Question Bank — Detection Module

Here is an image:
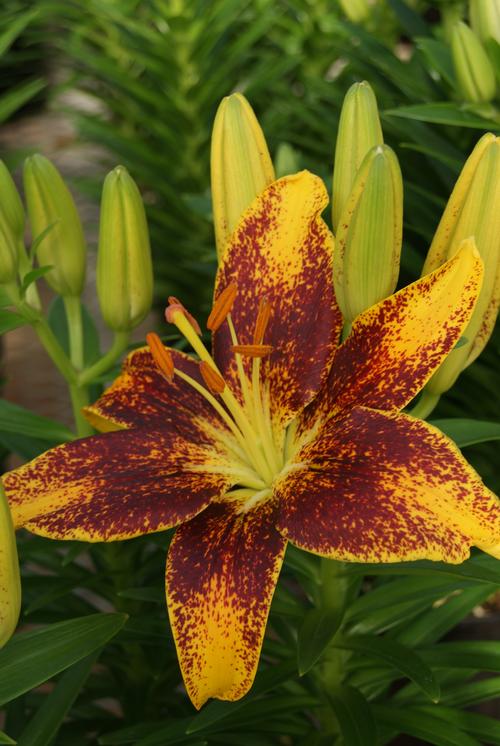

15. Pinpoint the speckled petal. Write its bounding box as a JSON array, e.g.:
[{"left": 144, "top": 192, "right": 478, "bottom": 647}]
[
  {"left": 166, "top": 498, "right": 286, "bottom": 709},
  {"left": 84, "top": 347, "right": 226, "bottom": 439},
  {"left": 276, "top": 407, "right": 500, "bottom": 563},
  {"left": 4, "top": 427, "right": 232, "bottom": 541},
  {"left": 213, "top": 171, "right": 341, "bottom": 427},
  {"left": 303, "top": 240, "right": 483, "bottom": 425}
]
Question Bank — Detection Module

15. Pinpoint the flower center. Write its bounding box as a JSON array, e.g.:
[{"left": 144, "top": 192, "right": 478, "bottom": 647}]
[{"left": 147, "top": 285, "right": 287, "bottom": 501}]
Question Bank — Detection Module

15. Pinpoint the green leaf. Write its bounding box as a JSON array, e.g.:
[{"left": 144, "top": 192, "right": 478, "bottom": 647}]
[
  {"left": 395, "top": 586, "right": 493, "bottom": 647},
  {"left": 387, "top": 0, "right": 429, "bottom": 36},
  {"left": 0, "top": 309, "right": 28, "bottom": 335},
  {"left": 0, "top": 613, "right": 127, "bottom": 706},
  {"left": 0, "top": 9, "right": 39, "bottom": 56},
  {"left": 416, "top": 38, "right": 455, "bottom": 86},
  {"left": 0, "top": 732, "right": 15, "bottom": 745},
  {"left": 373, "top": 704, "right": 480, "bottom": 746},
  {"left": 441, "top": 675, "right": 500, "bottom": 707},
  {"left": 384, "top": 102, "right": 498, "bottom": 130},
  {"left": 297, "top": 605, "right": 344, "bottom": 675},
  {"left": 340, "top": 556, "right": 500, "bottom": 585},
  {"left": 21, "top": 266, "right": 53, "bottom": 295},
  {"left": 334, "top": 635, "right": 440, "bottom": 701},
  {"left": 415, "top": 705, "right": 500, "bottom": 744},
  {"left": 0, "top": 79, "right": 45, "bottom": 125},
  {"left": 0, "top": 399, "right": 74, "bottom": 443},
  {"left": 421, "top": 641, "right": 500, "bottom": 672},
  {"left": 327, "top": 685, "right": 376, "bottom": 746},
  {"left": 17, "top": 653, "right": 96, "bottom": 746},
  {"left": 28, "top": 222, "right": 59, "bottom": 261},
  {"left": 430, "top": 419, "right": 500, "bottom": 447},
  {"left": 186, "top": 660, "right": 296, "bottom": 733}
]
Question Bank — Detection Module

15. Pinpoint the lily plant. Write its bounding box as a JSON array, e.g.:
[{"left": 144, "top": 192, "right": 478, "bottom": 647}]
[{"left": 4, "top": 171, "right": 500, "bottom": 709}]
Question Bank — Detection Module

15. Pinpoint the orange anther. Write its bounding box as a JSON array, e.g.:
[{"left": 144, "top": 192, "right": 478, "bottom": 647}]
[
  {"left": 207, "top": 283, "right": 238, "bottom": 332},
  {"left": 165, "top": 298, "right": 201, "bottom": 335},
  {"left": 146, "top": 332, "right": 175, "bottom": 382},
  {"left": 199, "top": 361, "right": 226, "bottom": 394},
  {"left": 232, "top": 344, "right": 273, "bottom": 358},
  {"left": 253, "top": 298, "right": 271, "bottom": 344}
]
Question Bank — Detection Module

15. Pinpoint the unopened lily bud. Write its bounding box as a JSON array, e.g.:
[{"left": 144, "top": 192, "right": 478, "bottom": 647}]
[
  {"left": 338, "top": 0, "right": 370, "bottom": 23},
  {"left": 333, "top": 144, "right": 403, "bottom": 325},
  {"left": 332, "top": 81, "right": 383, "bottom": 232},
  {"left": 0, "top": 483, "right": 21, "bottom": 648},
  {"left": 423, "top": 134, "right": 500, "bottom": 395},
  {"left": 451, "top": 22, "right": 497, "bottom": 103},
  {"left": 211, "top": 93, "right": 275, "bottom": 261},
  {"left": 470, "top": 0, "right": 500, "bottom": 44},
  {"left": 23, "top": 155, "right": 86, "bottom": 297},
  {"left": 274, "top": 143, "right": 300, "bottom": 178},
  {"left": 97, "top": 166, "right": 153, "bottom": 331},
  {"left": 0, "top": 161, "right": 24, "bottom": 284}
]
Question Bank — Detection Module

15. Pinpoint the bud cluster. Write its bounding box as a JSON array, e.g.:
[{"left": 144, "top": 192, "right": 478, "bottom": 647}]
[
  {"left": 0, "top": 156, "right": 153, "bottom": 334},
  {"left": 450, "top": 1, "right": 500, "bottom": 104}
]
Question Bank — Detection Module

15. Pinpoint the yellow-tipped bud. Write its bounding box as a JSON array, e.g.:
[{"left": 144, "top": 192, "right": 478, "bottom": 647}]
[
  {"left": 332, "top": 81, "right": 383, "bottom": 232},
  {"left": 211, "top": 93, "right": 275, "bottom": 261},
  {"left": 470, "top": 0, "right": 500, "bottom": 44},
  {"left": 338, "top": 0, "right": 370, "bottom": 23},
  {"left": 0, "top": 161, "right": 25, "bottom": 284},
  {"left": 23, "top": 155, "right": 86, "bottom": 297},
  {"left": 0, "top": 483, "right": 21, "bottom": 648},
  {"left": 97, "top": 166, "right": 153, "bottom": 332},
  {"left": 423, "top": 134, "right": 500, "bottom": 395},
  {"left": 333, "top": 144, "right": 403, "bottom": 325},
  {"left": 451, "top": 21, "right": 497, "bottom": 103}
]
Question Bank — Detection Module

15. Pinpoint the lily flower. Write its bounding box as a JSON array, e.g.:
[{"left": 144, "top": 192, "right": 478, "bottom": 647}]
[{"left": 3, "top": 171, "right": 500, "bottom": 709}]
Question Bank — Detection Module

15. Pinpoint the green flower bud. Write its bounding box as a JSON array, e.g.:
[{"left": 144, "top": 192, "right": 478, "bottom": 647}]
[
  {"left": 23, "top": 155, "right": 86, "bottom": 297},
  {"left": 97, "top": 166, "right": 153, "bottom": 332},
  {"left": 470, "top": 0, "right": 500, "bottom": 44},
  {"left": 274, "top": 142, "right": 300, "bottom": 178},
  {"left": 338, "top": 0, "right": 370, "bottom": 23},
  {"left": 0, "top": 483, "right": 21, "bottom": 648},
  {"left": 332, "top": 81, "right": 383, "bottom": 232},
  {"left": 333, "top": 144, "right": 403, "bottom": 325},
  {"left": 424, "top": 133, "right": 500, "bottom": 396},
  {"left": 211, "top": 93, "right": 275, "bottom": 261},
  {"left": 0, "top": 161, "right": 25, "bottom": 284},
  {"left": 451, "top": 21, "right": 497, "bottom": 102}
]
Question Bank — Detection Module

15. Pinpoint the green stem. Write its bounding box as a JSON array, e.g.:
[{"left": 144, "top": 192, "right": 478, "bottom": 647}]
[
  {"left": 409, "top": 389, "right": 440, "bottom": 420},
  {"left": 79, "top": 331, "right": 130, "bottom": 385},
  {"left": 317, "top": 558, "right": 353, "bottom": 734},
  {"left": 69, "top": 384, "right": 93, "bottom": 437},
  {"left": 32, "top": 317, "right": 77, "bottom": 384},
  {"left": 64, "top": 296, "right": 85, "bottom": 371}
]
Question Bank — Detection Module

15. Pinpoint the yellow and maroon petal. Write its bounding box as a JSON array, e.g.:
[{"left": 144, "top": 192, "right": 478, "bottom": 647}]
[
  {"left": 213, "top": 171, "right": 342, "bottom": 427},
  {"left": 84, "top": 347, "right": 227, "bottom": 438},
  {"left": 3, "top": 428, "right": 231, "bottom": 541},
  {"left": 166, "top": 498, "right": 286, "bottom": 709},
  {"left": 304, "top": 240, "right": 483, "bottom": 424},
  {"left": 276, "top": 407, "right": 500, "bottom": 563}
]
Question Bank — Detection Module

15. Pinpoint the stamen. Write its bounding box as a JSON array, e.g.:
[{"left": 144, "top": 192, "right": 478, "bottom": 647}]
[
  {"left": 165, "top": 297, "right": 201, "bottom": 335},
  {"left": 207, "top": 283, "right": 238, "bottom": 331},
  {"left": 232, "top": 344, "right": 273, "bottom": 358},
  {"left": 199, "top": 361, "right": 226, "bottom": 394},
  {"left": 253, "top": 298, "right": 271, "bottom": 344},
  {"left": 146, "top": 332, "right": 174, "bottom": 382}
]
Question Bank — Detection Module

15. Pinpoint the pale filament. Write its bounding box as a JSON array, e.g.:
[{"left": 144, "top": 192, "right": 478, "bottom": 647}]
[{"left": 155, "top": 293, "right": 291, "bottom": 493}]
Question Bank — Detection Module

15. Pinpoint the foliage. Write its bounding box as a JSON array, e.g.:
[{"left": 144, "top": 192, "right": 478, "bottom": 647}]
[{"left": 0, "top": 1, "right": 500, "bottom": 744}]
